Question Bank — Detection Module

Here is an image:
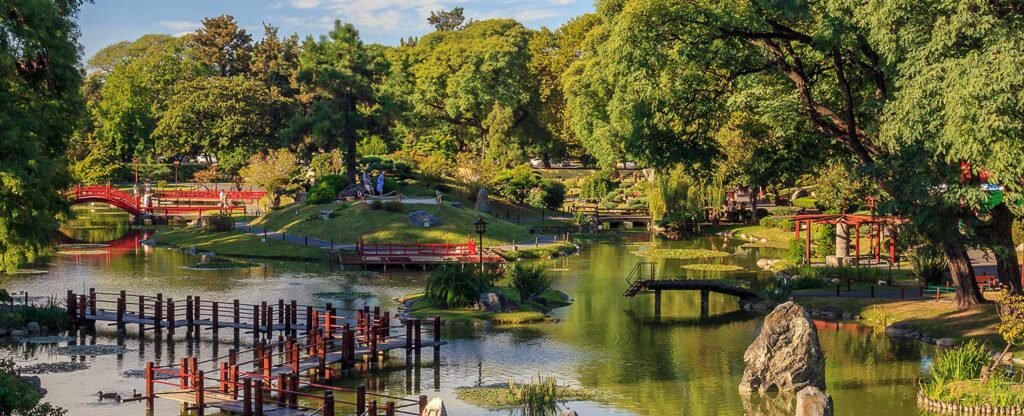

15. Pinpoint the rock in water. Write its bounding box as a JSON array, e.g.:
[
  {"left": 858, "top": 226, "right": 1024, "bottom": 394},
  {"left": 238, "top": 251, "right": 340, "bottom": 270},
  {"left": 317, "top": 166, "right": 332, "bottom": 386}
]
[
  {"left": 795, "top": 387, "right": 834, "bottom": 416},
  {"left": 421, "top": 398, "right": 447, "bottom": 416},
  {"left": 738, "top": 301, "right": 825, "bottom": 393},
  {"left": 474, "top": 188, "right": 491, "bottom": 214}
]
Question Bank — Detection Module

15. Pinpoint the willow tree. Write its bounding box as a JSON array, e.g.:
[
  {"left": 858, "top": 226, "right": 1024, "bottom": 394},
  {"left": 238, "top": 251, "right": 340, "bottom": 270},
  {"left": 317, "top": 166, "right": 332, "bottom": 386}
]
[
  {"left": 0, "top": 0, "right": 85, "bottom": 272},
  {"left": 572, "top": 0, "right": 1024, "bottom": 308}
]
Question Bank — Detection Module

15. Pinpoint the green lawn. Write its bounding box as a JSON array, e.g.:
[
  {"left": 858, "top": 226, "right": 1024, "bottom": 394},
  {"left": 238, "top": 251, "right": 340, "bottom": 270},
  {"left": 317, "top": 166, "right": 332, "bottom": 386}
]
[
  {"left": 251, "top": 201, "right": 533, "bottom": 245},
  {"left": 153, "top": 228, "right": 328, "bottom": 261}
]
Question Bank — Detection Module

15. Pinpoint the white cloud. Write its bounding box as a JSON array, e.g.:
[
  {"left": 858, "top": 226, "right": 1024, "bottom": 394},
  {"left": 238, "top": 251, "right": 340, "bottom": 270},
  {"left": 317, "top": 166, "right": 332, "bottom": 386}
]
[
  {"left": 291, "top": 0, "right": 322, "bottom": 9},
  {"left": 551, "top": 0, "right": 575, "bottom": 5},
  {"left": 159, "top": 20, "right": 200, "bottom": 32}
]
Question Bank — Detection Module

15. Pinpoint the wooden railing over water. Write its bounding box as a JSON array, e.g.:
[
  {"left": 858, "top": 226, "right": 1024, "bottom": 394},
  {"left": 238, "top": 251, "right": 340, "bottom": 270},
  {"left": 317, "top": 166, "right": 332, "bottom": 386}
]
[{"left": 64, "top": 288, "right": 442, "bottom": 415}]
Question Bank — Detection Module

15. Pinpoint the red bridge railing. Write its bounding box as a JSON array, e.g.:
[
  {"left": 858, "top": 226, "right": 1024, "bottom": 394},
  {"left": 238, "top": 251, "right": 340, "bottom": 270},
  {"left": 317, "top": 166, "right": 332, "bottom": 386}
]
[{"left": 357, "top": 237, "right": 478, "bottom": 256}]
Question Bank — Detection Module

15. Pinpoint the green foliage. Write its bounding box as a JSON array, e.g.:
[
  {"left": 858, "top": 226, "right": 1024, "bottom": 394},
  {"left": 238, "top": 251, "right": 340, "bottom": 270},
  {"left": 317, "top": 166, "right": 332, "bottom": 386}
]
[
  {"left": 425, "top": 267, "right": 486, "bottom": 308},
  {"left": 0, "top": 0, "right": 84, "bottom": 272},
  {"left": 0, "top": 358, "right": 66, "bottom": 416},
  {"left": 910, "top": 246, "right": 948, "bottom": 285},
  {"left": 204, "top": 213, "right": 234, "bottom": 232},
  {"left": 152, "top": 76, "right": 289, "bottom": 171},
  {"left": 997, "top": 291, "right": 1024, "bottom": 348},
  {"left": 786, "top": 239, "right": 806, "bottom": 264},
  {"left": 307, "top": 175, "right": 349, "bottom": 204},
  {"left": 526, "top": 180, "right": 566, "bottom": 210},
  {"left": 239, "top": 149, "right": 300, "bottom": 204},
  {"left": 813, "top": 225, "right": 836, "bottom": 259},
  {"left": 814, "top": 160, "right": 875, "bottom": 214},
  {"left": 287, "top": 21, "right": 386, "bottom": 181},
  {"left": 493, "top": 165, "right": 542, "bottom": 203},
  {"left": 508, "top": 264, "right": 552, "bottom": 304},
  {"left": 759, "top": 216, "right": 794, "bottom": 232},
  {"left": 310, "top": 150, "right": 345, "bottom": 177},
  {"left": 190, "top": 15, "right": 253, "bottom": 76},
  {"left": 357, "top": 136, "right": 389, "bottom": 156},
  {"left": 577, "top": 171, "right": 614, "bottom": 202},
  {"left": 427, "top": 7, "right": 466, "bottom": 32},
  {"left": 930, "top": 340, "right": 990, "bottom": 385},
  {"left": 508, "top": 376, "right": 565, "bottom": 415}
]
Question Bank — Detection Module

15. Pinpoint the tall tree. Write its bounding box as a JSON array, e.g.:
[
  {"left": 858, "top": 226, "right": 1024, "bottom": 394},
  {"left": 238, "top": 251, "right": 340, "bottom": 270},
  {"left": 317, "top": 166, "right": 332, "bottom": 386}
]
[
  {"left": 528, "top": 14, "right": 603, "bottom": 165},
  {"left": 0, "top": 0, "right": 85, "bottom": 272},
  {"left": 427, "top": 7, "right": 466, "bottom": 31},
  {"left": 572, "top": 0, "right": 1024, "bottom": 308},
  {"left": 287, "top": 21, "right": 386, "bottom": 182},
  {"left": 191, "top": 15, "right": 253, "bottom": 77},
  {"left": 405, "top": 19, "right": 541, "bottom": 167},
  {"left": 90, "top": 35, "right": 205, "bottom": 163},
  {"left": 251, "top": 24, "right": 300, "bottom": 95},
  {"left": 152, "top": 76, "right": 292, "bottom": 174}
]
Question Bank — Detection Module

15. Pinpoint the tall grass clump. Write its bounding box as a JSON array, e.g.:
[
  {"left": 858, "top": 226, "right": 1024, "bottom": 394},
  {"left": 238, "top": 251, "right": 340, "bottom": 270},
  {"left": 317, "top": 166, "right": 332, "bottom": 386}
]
[
  {"left": 424, "top": 267, "right": 486, "bottom": 308},
  {"left": 930, "top": 340, "right": 989, "bottom": 383},
  {"left": 509, "top": 376, "right": 564, "bottom": 416},
  {"left": 910, "top": 245, "right": 948, "bottom": 285}
]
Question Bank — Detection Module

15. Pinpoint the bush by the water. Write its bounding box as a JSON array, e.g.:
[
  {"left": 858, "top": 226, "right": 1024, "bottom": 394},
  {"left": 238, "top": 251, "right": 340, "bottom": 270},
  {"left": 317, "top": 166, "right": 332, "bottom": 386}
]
[
  {"left": 306, "top": 174, "right": 349, "bottom": 204},
  {"left": 922, "top": 340, "right": 993, "bottom": 401},
  {"left": 508, "top": 264, "right": 551, "bottom": 303},
  {"left": 492, "top": 165, "right": 566, "bottom": 209},
  {"left": 204, "top": 213, "right": 234, "bottom": 232},
  {"left": 577, "top": 170, "right": 615, "bottom": 202},
  {"left": 425, "top": 267, "right": 487, "bottom": 308},
  {"left": 0, "top": 358, "right": 65, "bottom": 416}
]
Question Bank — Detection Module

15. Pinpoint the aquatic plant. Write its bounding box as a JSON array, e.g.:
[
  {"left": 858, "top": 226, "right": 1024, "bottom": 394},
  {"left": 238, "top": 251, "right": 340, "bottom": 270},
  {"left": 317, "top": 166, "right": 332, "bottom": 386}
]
[
  {"left": 862, "top": 305, "right": 895, "bottom": 332},
  {"left": 909, "top": 245, "right": 947, "bottom": 285},
  {"left": 631, "top": 248, "right": 729, "bottom": 259},
  {"left": 930, "top": 340, "right": 989, "bottom": 384},
  {"left": 680, "top": 263, "right": 744, "bottom": 272},
  {"left": 508, "top": 264, "right": 551, "bottom": 303},
  {"left": 456, "top": 376, "right": 599, "bottom": 413},
  {"left": 492, "top": 312, "right": 546, "bottom": 325}
]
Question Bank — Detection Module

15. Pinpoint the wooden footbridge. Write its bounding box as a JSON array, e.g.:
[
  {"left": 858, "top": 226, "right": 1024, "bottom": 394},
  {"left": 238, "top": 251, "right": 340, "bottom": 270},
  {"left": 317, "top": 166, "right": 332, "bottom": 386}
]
[
  {"left": 65, "top": 288, "right": 442, "bottom": 415},
  {"left": 623, "top": 263, "right": 761, "bottom": 316},
  {"left": 569, "top": 206, "right": 651, "bottom": 228}
]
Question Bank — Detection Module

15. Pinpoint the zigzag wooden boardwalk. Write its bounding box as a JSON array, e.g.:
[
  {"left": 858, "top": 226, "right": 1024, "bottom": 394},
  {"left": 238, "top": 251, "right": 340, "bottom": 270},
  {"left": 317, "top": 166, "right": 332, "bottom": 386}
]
[{"left": 66, "top": 288, "right": 441, "bottom": 415}]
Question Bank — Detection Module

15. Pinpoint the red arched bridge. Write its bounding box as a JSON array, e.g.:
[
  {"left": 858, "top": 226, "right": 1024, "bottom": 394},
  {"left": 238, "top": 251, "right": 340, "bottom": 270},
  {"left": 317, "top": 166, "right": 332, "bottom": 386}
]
[{"left": 68, "top": 185, "right": 265, "bottom": 217}]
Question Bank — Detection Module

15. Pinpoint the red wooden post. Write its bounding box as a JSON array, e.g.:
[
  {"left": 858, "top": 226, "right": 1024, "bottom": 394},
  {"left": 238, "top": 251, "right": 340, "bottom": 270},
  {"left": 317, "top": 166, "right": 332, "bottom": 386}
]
[
  {"left": 66, "top": 290, "right": 76, "bottom": 321},
  {"left": 254, "top": 379, "right": 264, "bottom": 416},
  {"left": 386, "top": 401, "right": 396, "bottom": 416},
  {"left": 368, "top": 400, "right": 377, "bottom": 416},
  {"left": 419, "top": 395, "right": 428, "bottom": 414},
  {"left": 325, "top": 308, "right": 334, "bottom": 338},
  {"left": 805, "top": 221, "right": 812, "bottom": 264},
  {"left": 180, "top": 357, "right": 189, "bottom": 388},
  {"left": 212, "top": 301, "right": 219, "bottom": 331},
  {"left": 275, "top": 374, "right": 286, "bottom": 407},
  {"left": 414, "top": 319, "right": 422, "bottom": 352},
  {"left": 89, "top": 288, "right": 96, "bottom": 315},
  {"left": 230, "top": 365, "right": 239, "bottom": 399},
  {"left": 186, "top": 296, "right": 194, "bottom": 328},
  {"left": 195, "top": 370, "right": 205, "bottom": 416},
  {"left": 220, "top": 362, "right": 229, "bottom": 393}
]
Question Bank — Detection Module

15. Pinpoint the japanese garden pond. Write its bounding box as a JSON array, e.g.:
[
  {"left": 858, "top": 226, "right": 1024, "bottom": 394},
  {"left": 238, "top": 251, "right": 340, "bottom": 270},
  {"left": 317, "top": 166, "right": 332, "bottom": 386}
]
[{"left": 0, "top": 207, "right": 935, "bottom": 415}]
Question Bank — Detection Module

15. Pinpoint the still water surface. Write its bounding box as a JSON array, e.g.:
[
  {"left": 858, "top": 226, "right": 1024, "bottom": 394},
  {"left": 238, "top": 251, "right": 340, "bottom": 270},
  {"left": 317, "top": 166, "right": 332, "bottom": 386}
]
[{"left": 0, "top": 207, "right": 932, "bottom": 415}]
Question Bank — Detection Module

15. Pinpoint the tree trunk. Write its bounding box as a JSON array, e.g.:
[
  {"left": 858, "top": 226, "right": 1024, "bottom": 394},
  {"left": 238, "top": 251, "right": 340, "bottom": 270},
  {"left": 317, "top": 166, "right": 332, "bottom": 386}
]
[
  {"left": 343, "top": 131, "right": 358, "bottom": 184},
  {"left": 749, "top": 184, "right": 758, "bottom": 223},
  {"left": 986, "top": 203, "right": 1023, "bottom": 294},
  {"left": 940, "top": 238, "right": 986, "bottom": 309}
]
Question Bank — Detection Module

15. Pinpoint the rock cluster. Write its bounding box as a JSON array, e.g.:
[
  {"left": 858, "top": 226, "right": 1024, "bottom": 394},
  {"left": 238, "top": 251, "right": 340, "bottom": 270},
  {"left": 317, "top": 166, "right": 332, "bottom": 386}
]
[{"left": 408, "top": 210, "right": 441, "bottom": 227}]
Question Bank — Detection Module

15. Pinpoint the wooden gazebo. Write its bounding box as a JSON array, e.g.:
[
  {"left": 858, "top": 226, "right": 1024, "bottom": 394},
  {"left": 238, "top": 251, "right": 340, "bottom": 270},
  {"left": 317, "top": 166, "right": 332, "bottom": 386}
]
[{"left": 791, "top": 213, "right": 907, "bottom": 265}]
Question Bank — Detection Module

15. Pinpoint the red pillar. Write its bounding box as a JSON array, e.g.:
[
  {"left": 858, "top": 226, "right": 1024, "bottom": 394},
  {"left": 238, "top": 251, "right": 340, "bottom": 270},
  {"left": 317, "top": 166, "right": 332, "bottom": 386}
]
[
  {"left": 805, "top": 221, "right": 812, "bottom": 264},
  {"left": 854, "top": 221, "right": 860, "bottom": 266}
]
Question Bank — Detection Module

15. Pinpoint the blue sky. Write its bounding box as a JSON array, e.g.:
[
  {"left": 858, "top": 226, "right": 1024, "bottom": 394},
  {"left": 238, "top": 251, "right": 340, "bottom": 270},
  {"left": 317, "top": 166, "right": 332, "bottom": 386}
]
[{"left": 78, "top": 0, "right": 594, "bottom": 61}]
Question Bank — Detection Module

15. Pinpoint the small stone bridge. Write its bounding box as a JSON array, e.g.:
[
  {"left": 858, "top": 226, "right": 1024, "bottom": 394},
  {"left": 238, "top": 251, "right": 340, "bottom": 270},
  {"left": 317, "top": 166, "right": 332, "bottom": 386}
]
[{"left": 623, "top": 262, "right": 761, "bottom": 316}]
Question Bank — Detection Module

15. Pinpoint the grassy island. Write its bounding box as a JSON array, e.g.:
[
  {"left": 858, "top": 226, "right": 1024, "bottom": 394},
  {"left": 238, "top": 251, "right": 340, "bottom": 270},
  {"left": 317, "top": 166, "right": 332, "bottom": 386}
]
[
  {"left": 251, "top": 201, "right": 533, "bottom": 246},
  {"left": 152, "top": 228, "right": 327, "bottom": 261}
]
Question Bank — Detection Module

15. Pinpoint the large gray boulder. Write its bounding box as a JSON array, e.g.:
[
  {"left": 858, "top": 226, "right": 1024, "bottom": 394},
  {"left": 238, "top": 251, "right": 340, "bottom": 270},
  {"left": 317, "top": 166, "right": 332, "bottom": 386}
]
[
  {"left": 795, "top": 387, "right": 834, "bottom": 416},
  {"left": 25, "top": 321, "right": 40, "bottom": 333},
  {"left": 739, "top": 301, "right": 826, "bottom": 394},
  {"left": 408, "top": 210, "right": 441, "bottom": 227},
  {"left": 474, "top": 188, "right": 492, "bottom": 213}
]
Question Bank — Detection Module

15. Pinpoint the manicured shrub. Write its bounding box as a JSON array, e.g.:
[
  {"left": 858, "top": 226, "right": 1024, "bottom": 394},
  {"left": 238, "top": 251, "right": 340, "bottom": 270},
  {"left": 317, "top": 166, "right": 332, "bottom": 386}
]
[
  {"left": 508, "top": 263, "right": 551, "bottom": 303},
  {"left": 759, "top": 216, "right": 795, "bottom": 231},
  {"left": 493, "top": 164, "right": 542, "bottom": 203},
  {"left": 425, "top": 267, "right": 486, "bottom": 308},
  {"left": 306, "top": 182, "right": 338, "bottom": 204}
]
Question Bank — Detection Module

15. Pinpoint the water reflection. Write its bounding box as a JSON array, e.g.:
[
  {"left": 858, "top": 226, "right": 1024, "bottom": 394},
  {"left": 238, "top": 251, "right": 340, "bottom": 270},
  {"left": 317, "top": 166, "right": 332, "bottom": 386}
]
[{"left": 0, "top": 212, "right": 934, "bottom": 415}]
